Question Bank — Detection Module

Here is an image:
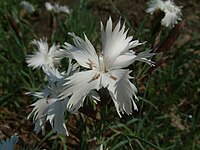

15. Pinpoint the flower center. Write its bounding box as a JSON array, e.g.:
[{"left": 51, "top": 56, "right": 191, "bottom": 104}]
[
  {"left": 86, "top": 55, "right": 107, "bottom": 73},
  {"left": 86, "top": 54, "right": 117, "bottom": 82},
  {"left": 44, "top": 53, "right": 52, "bottom": 63}
]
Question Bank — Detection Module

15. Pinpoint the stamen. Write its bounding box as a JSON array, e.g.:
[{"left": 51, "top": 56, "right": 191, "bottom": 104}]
[
  {"left": 86, "top": 59, "right": 94, "bottom": 69},
  {"left": 93, "top": 73, "right": 100, "bottom": 80},
  {"left": 88, "top": 73, "right": 100, "bottom": 83}
]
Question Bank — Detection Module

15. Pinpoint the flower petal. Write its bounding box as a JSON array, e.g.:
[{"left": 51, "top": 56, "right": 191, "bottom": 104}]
[
  {"left": 101, "top": 17, "right": 136, "bottom": 68},
  {"left": 146, "top": 0, "right": 164, "bottom": 14},
  {"left": 132, "top": 50, "right": 155, "bottom": 66},
  {"left": 26, "top": 51, "right": 48, "bottom": 69},
  {"left": 60, "top": 70, "right": 101, "bottom": 112},
  {"left": 31, "top": 38, "right": 48, "bottom": 53},
  {"left": 0, "top": 134, "right": 18, "bottom": 150},
  {"left": 28, "top": 98, "right": 69, "bottom": 135},
  {"left": 106, "top": 69, "right": 138, "bottom": 117},
  {"left": 110, "top": 50, "right": 155, "bottom": 69},
  {"left": 161, "top": 11, "right": 181, "bottom": 27},
  {"left": 47, "top": 99, "right": 69, "bottom": 135},
  {"left": 109, "top": 51, "right": 137, "bottom": 69},
  {"left": 63, "top": 33, "right": 99, "bottom": 69}
]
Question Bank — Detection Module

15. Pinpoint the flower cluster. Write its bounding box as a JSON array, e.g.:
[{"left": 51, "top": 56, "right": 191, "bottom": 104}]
[
  {"left": 146, "top": 0, "right": 182, "bottom": 27},
  {"left": 26, "top": 17, "right": 155, "bottom": 135}
]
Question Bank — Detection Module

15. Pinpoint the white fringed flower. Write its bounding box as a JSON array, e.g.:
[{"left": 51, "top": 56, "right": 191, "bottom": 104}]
[
  {"left": 146, "top": 0, "right": 182, "bottom": 27},
  {"left": 28, "top": 68, "right": 69, "bottom": 135},
  {"left": 28, "top": 59, "right": 80, "bottom": 135},
  {"left": 60, "top": 17, "right": 155, "bottom": 117},
  {"left": 45, "top": 2, "right": 70, "bottom": 14},
  {"left": 20, "top": 1, "right": 35, "bottom": 13},
  {"left": 26, "top": 38, "right": 64, "bottom": 73}
]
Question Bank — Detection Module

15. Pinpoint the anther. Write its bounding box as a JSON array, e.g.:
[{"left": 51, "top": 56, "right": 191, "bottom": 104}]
[
  {"left": 86, "top": 59, "right": 94, "bottom": 69},
  {"left": 110, "top": 75, "right": 117, "bottom": 80},
  {"left": 88, "top": 73, "right": 100, "bottom": 83}
]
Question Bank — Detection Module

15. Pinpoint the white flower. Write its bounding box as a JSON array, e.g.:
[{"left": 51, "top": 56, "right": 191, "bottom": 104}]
[
  {"left": 28, "top": 68, "right": 69, "bottom": 135},
  {"left": 27, "top": 59, "right": 80, "bottom": 135},
  {"left": 45, "top": 2, "right": 70, "bottom": 14},
  {"left": 26, "top": 38, "right": 64, "bottom": 73},
  {"left": 20, "top": 1, "right": 35, "bottom": 13},
  {"left": 45, "top": 2, "right": 54, "bottom": 11},
  {"left": 146, "top": 0, "right": 182, "bottom": 27},
  {"left": 0, "top": 134, "right": 18, "bottom": 150},
  {"left": 60, "top": 17, "right": 155, "bottom": 117},
  {"left": 54, "top": 4, "right": 70, "bottom": 14}
]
